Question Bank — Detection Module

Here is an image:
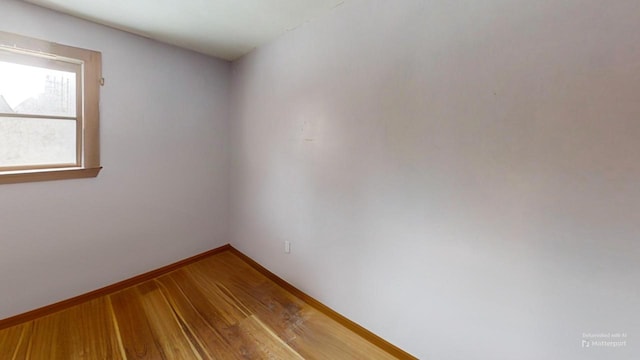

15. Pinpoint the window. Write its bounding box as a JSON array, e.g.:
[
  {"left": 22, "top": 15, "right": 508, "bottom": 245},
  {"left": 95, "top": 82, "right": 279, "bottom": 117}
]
[{"left": 0, "top": 31, "right": 101, "bottom": 184}]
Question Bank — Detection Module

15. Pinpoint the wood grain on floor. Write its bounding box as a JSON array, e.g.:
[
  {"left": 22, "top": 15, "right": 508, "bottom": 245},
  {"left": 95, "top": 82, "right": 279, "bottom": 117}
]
[{"left": 0, "top": 251, "right": 403, "bottom": 359}]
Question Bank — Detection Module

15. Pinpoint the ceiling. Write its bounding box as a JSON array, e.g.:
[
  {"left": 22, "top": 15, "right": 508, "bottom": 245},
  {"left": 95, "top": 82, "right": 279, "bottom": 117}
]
[{"left": 25, "top": 0, "right": 346, "bottom": 61}]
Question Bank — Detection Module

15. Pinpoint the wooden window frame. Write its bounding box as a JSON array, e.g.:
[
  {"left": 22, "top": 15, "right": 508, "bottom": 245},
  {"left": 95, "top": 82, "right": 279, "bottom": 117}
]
[{"left": 0, "top": 31, "right": 102, "bottom": 185}]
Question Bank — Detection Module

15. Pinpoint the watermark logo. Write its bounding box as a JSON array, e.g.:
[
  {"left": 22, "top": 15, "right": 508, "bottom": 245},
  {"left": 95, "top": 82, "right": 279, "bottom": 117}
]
[{"left": 582, "top": 332, "right": 628, "bottom": 349}]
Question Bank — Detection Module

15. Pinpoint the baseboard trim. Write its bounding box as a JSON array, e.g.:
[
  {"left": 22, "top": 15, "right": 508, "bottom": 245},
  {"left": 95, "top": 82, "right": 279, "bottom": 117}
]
[
  {"left": 228, "top": 246, "right": 418, "bottom": 360},
  {"left": 0, "top": 244, "right": 231, "bottom": 330}
]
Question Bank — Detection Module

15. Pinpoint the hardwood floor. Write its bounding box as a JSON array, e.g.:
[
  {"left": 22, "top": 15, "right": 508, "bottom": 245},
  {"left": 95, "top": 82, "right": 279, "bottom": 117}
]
[{"left": 0, "top": 250, "right": 405, "bottom": 359}]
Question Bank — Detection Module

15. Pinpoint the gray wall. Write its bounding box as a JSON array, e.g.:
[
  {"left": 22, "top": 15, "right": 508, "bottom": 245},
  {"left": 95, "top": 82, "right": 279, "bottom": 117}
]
[
  {"left": 230, "top": 0, "right": 640, "bottom": 358},
  {"left": 0, "top": 0, "right": 230, "bottom": 319}
]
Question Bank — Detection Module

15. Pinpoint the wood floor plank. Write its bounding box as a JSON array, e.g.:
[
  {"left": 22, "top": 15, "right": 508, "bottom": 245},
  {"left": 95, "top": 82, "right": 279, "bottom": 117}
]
[
  {"left": 186, "top": 255, "right": 307, "bottom": 343},
  {"left": 27, "top": 297, "right": 123, "bottom": 359},
  {"left": 190, "top": 252, "right": 399, "bottom": 359},
  {"left": 170, "top": 268, "right": 252, "bottom": 324},
  {"left": 105, "top": 296, "right": 128, "bottom": 359},
  {"left": 186, "top": 254, "right": 311, "bottom": 351},
  {"left": 136, "top": 282, "right": 203, "bottom": 360},
  {"left": 111, "top": 283, "right": 202, "bottom": 360},
  {"left": 0, "top": 249, "right": 408, "bottom": 359},
  {"left": 0, "top": 322, "right": 29, "bottom": 360},
  {"left": 236, "top": 315, "right": 305, "bottom": 360},
  {"left": 11, "top": 322, "right": 33, "bottom": 360},
  {"left": 154, "top": 276, "right": 241, "bottom": 360},
  {"left": 109, "top": 286, "right": 168, "bottom": 359},
  {"left": 161, "top": 269, "right": 272, "bottom": 359}
]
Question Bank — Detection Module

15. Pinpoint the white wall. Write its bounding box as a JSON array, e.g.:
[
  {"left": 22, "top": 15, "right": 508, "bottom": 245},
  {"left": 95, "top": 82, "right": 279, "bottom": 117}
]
[
  {"left": 230, "top": 0, "right": 640, "bottom": 358},
  {"left": 0, "top": 0, "right": 230, "bottom": 319}
]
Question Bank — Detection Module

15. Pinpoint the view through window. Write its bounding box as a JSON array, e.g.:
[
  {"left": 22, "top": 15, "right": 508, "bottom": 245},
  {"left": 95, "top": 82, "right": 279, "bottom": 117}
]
[
  {"left": 0, "top": 31, "right": 101, "bottom": 184},
  {"left": 0, "top": 58, "right": 79, "bottom": 168}
]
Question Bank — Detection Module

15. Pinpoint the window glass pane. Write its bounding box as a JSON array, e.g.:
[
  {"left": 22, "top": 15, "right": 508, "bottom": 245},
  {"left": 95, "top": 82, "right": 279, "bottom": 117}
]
[
  {"left": 0, "top": 60, "right": 76, "bottom": 117},
  {"left": 0, "top": 117, "right": 76, "bottom": 167}
]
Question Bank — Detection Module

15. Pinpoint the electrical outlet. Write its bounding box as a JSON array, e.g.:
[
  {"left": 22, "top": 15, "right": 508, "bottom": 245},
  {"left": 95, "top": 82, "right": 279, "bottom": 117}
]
[{"left": 284, "top": 241, "right": 291, "bottom": 254}]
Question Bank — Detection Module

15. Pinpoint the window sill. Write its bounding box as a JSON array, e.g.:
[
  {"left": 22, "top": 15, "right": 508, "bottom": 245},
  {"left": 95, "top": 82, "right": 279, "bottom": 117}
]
[{"left": 0, "top": 167, "right": 102, "bottom": 185}]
